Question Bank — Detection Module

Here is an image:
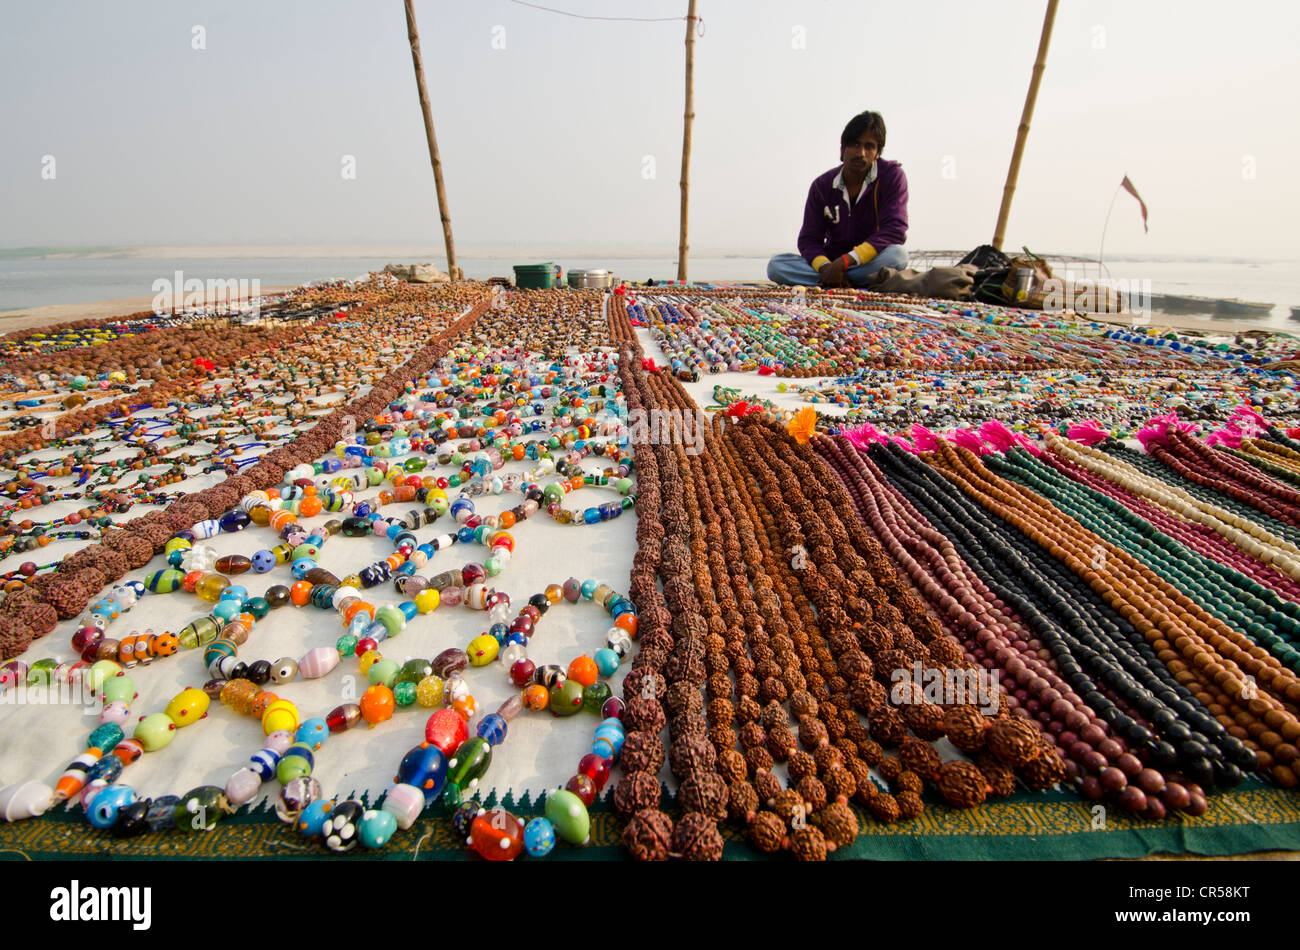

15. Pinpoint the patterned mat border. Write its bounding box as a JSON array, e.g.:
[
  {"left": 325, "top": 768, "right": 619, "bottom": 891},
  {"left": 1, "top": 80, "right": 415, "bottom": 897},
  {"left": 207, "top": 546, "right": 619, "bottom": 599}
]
[{"left": 3, "top": 778, "right": 1298, "bottom": 861}]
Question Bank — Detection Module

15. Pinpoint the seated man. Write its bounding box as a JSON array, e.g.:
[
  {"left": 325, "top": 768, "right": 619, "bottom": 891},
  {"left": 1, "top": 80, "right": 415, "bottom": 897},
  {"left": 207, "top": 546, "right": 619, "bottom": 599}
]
[{"left": 768, "top": 110, "right": 909, "bottom": 288}]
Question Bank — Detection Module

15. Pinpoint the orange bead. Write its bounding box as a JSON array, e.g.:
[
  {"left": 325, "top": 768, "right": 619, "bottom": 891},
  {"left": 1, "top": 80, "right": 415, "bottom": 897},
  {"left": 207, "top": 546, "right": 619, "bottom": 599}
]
[
  {"left": 298, "top": 496, "right": 322, "bottom": 518},
  {"left": 545, "top": 584, "right": 564, "bottom": 604},
  {"left": 522, "top": 685, "right": 549, "bottom": 711},
  {"left": 614, "top": 613, "right": 639, "bottom": 638},
  {"left": 181, "top": 571, "right": 203, "bottom": 593},
  {"left": 512, "top": 444, "right": 526, "bottom": 461},
  {"left": 269, "top": 509, "right": 297, "bottom": 532},
  {"left": 290, "top": 581, "right": 313, "bottom": 606},
  {"left": 386, "top": 553, "right": 405, "bottom": 571},
  {"left": 360, "top": 685, "right": 395, "bottom": 726},
  {"left": 377, "top": 491, "right": 394, "bottom": 507},
  {"left": 251, "top": 691, "right": 278, "bottom": 718},
  {"left": 451, "top": 693, "right": 476, "bottom": 720},
  {"left": 498, "top": 510, "right": 516, "bottom": 529},
  {"left": 567, "top": 655, "right": 599, "bottom": 688}
]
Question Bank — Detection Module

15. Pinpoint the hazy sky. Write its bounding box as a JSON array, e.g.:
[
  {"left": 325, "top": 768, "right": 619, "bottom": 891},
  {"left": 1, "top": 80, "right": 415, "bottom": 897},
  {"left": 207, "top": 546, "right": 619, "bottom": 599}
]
[{"left": 3, "top": 0, "right": 1298, "bottom": 258}]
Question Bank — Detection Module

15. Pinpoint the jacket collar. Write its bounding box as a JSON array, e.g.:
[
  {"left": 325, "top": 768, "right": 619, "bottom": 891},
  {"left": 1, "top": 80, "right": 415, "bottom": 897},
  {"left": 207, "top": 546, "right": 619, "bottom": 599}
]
[{"left": 833, "top": 161, "right": 877, "bottom": 206}]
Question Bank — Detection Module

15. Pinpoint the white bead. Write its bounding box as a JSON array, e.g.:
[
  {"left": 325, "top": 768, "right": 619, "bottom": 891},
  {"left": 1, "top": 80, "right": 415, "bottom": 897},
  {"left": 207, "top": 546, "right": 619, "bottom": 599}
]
[
  {"left": 501, "top": 643, "right": 527, "bottom": 668},
  {"left": 332, "top": 586, "right": 361, "bottom": 609}
]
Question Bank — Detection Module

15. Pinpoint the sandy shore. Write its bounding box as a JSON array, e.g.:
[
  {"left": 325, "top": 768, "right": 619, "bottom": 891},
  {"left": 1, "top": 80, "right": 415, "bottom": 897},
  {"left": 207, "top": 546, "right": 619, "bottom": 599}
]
[
  {"left": 0, "top": 286, "right": 297, "bottom": 334},
  {"left": 1092, "top": 312, "right": 1300, "bottom": 338},
  {"left": 4, "top": 284, "right": 1296, "bottom": 341}
]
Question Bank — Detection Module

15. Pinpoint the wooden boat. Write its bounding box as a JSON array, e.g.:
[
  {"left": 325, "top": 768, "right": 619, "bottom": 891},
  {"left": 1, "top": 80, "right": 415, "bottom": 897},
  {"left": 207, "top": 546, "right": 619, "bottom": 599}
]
[
  {"left": 1150, "top": 293, "right": 1273, "bottom": 319},
  {"left": 1213, "top": 298, "right": 1275, "bottom": 318}
]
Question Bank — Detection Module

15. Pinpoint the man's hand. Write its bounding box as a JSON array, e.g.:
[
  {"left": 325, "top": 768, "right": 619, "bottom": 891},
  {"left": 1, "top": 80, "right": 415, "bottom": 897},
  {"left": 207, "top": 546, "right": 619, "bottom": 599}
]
[{"left": 818, "top": 259, "right": 849, "bottom": 288}]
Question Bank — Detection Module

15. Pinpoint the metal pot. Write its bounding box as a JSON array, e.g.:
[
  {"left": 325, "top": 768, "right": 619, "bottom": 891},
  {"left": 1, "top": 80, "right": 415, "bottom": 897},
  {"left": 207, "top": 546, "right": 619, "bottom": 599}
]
[{"left": 567, "top": 269, "right": 614, "bottom": 289}]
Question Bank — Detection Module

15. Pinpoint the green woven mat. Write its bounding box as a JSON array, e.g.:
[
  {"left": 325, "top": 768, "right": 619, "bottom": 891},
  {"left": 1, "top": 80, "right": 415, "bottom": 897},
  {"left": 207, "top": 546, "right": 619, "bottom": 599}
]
[{"left": 4, "top": 778, "right": 1298, "bottom": 860}]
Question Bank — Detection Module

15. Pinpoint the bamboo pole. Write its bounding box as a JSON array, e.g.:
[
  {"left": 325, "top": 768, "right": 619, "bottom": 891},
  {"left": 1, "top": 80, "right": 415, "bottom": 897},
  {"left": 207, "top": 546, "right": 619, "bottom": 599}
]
[
  {"left": 677, "top": 0, "right": 698, "bottom": 283},
  {"left": 403, "top": 0, "right": 458, "bottom": 279},
  {"left": 992, "top": 0, "right": 1059, "bottom": 250}
]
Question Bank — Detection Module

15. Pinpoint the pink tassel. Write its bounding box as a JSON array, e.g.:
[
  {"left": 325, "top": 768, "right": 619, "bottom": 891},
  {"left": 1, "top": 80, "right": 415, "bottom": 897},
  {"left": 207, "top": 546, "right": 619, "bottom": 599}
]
[
  {"left": 841, "top": 423, "right": 885, "bottom": 449},
  {"left": 1232, "top": 404, "right": 1267, "bottom": 427},
  {"left": 978, "top": 420, "right": 1017, "bottom": 452},
  {"left": 951, "top": 429, "right": 988, "bottom": 455},
  {"left": 1135, "top": 424, "right": 1168, "bottom": 452},
  {"left": 1229, "top": 405, "right": 1266, "bottom": 439},
  {"left": 1067, "top": 420, "right": 1110, "bottom": 446},
  {"left": 909, "top": 424, "right": 940, "bottom": 452},
  {"left": 1206, "top": 428, "right": 1243, "bottom": 449},
  {"left": 890, "top": 434, "right": 917, "bottom": 452}
]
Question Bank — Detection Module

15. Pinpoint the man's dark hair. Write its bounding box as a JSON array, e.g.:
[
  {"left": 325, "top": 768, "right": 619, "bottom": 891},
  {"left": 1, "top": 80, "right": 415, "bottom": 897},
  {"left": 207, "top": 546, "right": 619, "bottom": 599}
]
[{"left": 841, "top": 110, "right": 886, "bottom": 152}]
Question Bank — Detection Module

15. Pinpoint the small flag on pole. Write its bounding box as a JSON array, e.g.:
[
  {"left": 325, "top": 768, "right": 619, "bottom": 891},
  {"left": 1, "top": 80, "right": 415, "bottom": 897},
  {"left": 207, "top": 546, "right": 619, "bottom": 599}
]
[{"left": 1120, "top": 175, "right": 1149, "bottom": 233}]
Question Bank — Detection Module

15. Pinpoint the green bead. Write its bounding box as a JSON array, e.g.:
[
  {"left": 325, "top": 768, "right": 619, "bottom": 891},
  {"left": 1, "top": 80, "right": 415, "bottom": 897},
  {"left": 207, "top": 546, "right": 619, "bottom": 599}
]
[
  {"left": 544, "top": 789, "right": 590, "bottom": 845},
  {"left": 337, "top": 634, "right": 359, "bottom": 657},
  {"left": 244, "top": 596, "right": 270, "bottom": 620},
  {"left": 102, "top": 674, "right": 136, "bottom": 705},
  {"left": 26, "top": 658, "right": 57, "bottom": 685},
  {"left": 403, "top": 458, "right": 426, "bottom": 472},
  {"left": 367, "top": 658, "right": 400, "bottom": 688},
  {"left": 393, "top": 681, "right": 417, "bottom": 706},
  {"left": 397, "top": 658, "right": 433, "bottom": 685},
  {"left": 276, "top": 754, "right": 313, "bottom": 784},
  {"left": 549, "top": 679, "right": 585, "bottom": 717},
  {"left": 615, "top": 477, "right": 633, "bottom": 495},
  {"left": 133, "top": 713, "right": 177, "bottom": 751},
  {"left": 374, "top": 605, "right": 405, "bottom": 638},
  {"left": 442, "top": 737, "right": 493, "bottom": 807},
  {"left": 86, "top": 661, "right": 120, "bottom": 693},
  {"left": 175, "top": 786, "right": 230, "bottom": 832},
  {"left": 582, "top": 681, "right": 612, "bottom": 714}
]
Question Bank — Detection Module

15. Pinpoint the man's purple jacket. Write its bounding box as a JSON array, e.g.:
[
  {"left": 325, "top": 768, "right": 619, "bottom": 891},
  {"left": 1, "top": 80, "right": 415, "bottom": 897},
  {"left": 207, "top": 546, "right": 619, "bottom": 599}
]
[{"left": 796, "top": 159, "right": 909, "bottom": 271}]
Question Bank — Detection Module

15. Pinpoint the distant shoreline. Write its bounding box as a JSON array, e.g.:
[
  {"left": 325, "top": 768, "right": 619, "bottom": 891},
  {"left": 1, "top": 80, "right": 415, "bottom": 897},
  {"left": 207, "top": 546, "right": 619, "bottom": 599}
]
[
  {"left": 0, "top": 286, "right": 297, "bottom": 334},
  {"left": 2, "top": 282, "right": 1293, "bottom": 340},
  {"left": 1, "top": 244, "right": 1292, "bottom": 265}
]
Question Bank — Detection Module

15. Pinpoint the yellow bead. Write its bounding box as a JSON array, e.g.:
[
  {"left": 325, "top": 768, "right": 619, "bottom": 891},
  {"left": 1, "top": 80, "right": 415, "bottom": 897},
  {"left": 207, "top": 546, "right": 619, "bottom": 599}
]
[
  {"left": 261, "top": 698, "right": 300, "bottom": 736},
  {"left": 358, "top": 650, "right": 383, "bottom": 675},
  {"left": 467, "top": 634, "right": 499, "bottom": 666},
  {"left": 164, "top": 687, "right": 210, "bottom": 727},
  {"left": 415, "top": 675, "right": 445, "bottom": 708},
  {"left": 414, "top": 589, "right": 440, "bottom": 614},
  {"left": 195, "top": 573, "right": 230, "bottom": 603}
]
